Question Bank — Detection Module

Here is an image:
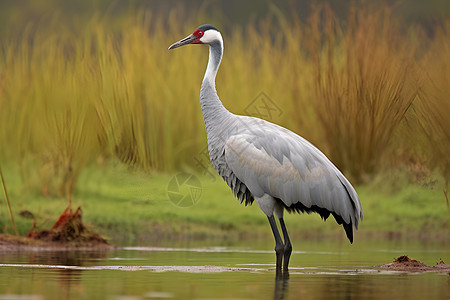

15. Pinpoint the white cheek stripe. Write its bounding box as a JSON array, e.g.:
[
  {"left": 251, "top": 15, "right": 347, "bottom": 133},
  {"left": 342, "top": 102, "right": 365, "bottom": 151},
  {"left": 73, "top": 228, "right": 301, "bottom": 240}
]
[{"left": 200, "top": 30, "right": 223, "bottom": 45}]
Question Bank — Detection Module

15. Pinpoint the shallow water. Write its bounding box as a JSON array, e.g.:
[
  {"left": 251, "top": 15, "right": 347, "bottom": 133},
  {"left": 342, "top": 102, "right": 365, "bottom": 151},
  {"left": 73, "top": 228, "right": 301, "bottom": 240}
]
[{"left": 0, "top": 239, "right": 448, "bottom": 300}]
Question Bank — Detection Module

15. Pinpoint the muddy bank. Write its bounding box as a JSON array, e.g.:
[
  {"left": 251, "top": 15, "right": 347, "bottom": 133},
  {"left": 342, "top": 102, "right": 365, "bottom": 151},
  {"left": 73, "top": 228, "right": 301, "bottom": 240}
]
[
  {"left": 0, "top": 233, "right": 113, "bottom": 251},
  {"left": 377, "top": 255, "right": 450, "bottom": 273}
]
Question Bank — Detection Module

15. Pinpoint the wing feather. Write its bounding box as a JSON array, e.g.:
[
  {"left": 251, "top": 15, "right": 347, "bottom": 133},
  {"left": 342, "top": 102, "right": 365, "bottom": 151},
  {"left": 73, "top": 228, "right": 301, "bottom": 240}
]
[{"left": 224, "top": 122, "right": 362, "bottom": 231}]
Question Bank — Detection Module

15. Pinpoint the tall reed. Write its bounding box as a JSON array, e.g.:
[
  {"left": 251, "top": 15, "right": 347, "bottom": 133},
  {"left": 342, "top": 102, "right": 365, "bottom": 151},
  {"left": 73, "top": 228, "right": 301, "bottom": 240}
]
[
  {"left": 417, "top": 21, "right": 450, "bottom": 203},
  {"left": 0, "top": 19, "right": 103, "bottom": 200},
  {"left": 302, "top": 5, "right": 417, "bottom": 182},
  {"left": 0, "top": 11, "right": 215, "bottom": 199},
  {"left": 0, "top": 5, "right": 448, "bottom": 196}
]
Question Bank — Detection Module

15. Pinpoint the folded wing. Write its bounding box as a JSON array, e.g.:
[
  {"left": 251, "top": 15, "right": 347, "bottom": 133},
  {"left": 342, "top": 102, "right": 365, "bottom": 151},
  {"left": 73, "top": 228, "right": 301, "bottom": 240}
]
[{"left": 224, "top": 120, "right": 363, "bottom": 241}]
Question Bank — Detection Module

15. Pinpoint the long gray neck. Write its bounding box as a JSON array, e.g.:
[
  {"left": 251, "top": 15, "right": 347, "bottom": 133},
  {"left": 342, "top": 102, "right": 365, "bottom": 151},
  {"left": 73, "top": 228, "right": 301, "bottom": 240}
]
[{"left": 200, "top": 39, "right": 231, "bottom": 134}]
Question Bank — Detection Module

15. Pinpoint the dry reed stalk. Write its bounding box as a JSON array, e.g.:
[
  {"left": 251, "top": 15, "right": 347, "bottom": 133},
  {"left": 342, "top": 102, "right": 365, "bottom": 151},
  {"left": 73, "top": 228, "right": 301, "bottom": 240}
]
[
  {"left": 417, "top": 20, "right": 450, "bottom": 204},
  {"left": 0, "top": 166, "right": 18, "bottom": 235},
  {"left": 305, "top": 5, "right": 417, "bottom": 182}
]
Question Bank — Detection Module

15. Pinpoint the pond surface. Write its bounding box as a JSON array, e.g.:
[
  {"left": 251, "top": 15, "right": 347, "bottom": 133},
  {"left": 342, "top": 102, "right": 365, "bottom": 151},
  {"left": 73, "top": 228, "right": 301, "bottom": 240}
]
[{"left": 0, "top": 239, "right": 448, "bottom": 300}]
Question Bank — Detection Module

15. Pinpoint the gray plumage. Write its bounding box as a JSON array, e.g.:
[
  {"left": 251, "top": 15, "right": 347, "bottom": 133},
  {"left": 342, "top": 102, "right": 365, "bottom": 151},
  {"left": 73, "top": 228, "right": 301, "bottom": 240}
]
[{"left": 169, "top": 24, "right": 363, "bottom": 275}]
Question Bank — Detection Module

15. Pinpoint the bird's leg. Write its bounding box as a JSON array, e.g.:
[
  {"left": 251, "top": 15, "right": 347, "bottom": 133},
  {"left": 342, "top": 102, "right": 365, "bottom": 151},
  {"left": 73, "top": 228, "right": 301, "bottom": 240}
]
[
  {"left": 267, "top": 215, "right": 284, "bottom": 277},
  {"left": 278, "top": 217, "right": 292, "bottom": 275}
]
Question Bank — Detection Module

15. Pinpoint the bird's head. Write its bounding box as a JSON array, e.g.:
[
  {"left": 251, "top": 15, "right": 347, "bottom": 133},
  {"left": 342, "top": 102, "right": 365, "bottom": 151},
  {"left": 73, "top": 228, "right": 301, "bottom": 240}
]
[{"left": 168, "top": 24, "right": 222, "bottom": 50}]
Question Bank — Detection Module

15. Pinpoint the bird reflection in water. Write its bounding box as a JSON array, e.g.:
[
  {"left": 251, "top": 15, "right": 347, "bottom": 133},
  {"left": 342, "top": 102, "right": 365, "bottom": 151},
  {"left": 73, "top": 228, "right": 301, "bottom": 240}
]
[{"left": 273, "top": 273, "right": 289, "bottom": 300}]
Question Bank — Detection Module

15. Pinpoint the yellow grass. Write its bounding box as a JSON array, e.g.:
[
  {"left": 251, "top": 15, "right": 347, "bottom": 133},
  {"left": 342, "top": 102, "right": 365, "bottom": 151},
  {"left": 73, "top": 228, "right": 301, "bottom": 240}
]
[
  {"left": 416, "top": 20, "right": 450, "bottom": 203},
  {"left": 304, "top": 5, "right": 418, "bottom": 182},
  {"left": 0, "top": 5, "right": 448, "bottom": 199}
]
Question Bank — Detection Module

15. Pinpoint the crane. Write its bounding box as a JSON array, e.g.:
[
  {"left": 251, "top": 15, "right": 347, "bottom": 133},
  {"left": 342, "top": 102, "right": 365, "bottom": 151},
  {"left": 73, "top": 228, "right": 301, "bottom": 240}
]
[{"left": 168, "top": 24, "right": 363, "bottom": 276}]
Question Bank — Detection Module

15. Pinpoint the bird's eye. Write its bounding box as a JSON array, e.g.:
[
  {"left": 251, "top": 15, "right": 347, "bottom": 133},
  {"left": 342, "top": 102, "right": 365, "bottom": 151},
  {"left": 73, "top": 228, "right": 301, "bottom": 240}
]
[{"left": 194, "top": 29, "right": 204, "bottom": 37}]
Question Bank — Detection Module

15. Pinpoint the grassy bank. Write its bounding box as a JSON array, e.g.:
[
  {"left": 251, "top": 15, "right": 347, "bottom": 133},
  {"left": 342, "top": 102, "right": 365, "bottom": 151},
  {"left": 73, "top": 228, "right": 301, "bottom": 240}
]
[{"left": 0, "top": 163, "right": 447, "bottom": 244}]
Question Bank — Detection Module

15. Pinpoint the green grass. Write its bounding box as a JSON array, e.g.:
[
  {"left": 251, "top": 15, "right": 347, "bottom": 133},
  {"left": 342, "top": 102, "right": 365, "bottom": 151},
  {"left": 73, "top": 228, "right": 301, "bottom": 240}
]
[{"left": 1, "top": 163, "right": 447, "bottom": 244}]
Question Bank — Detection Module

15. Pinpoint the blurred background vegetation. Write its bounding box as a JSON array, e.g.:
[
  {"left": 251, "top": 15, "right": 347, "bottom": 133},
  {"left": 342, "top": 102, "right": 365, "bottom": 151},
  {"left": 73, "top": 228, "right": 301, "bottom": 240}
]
[{"left": 0, "top": 0, "right": 448, "bottom": 240}]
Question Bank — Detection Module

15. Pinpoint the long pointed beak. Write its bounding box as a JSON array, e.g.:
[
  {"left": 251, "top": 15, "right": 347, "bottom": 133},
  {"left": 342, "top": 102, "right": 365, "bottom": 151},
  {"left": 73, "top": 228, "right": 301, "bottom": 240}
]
[{"left": 168, "top": 34, "right": 197, "bottom": 50}]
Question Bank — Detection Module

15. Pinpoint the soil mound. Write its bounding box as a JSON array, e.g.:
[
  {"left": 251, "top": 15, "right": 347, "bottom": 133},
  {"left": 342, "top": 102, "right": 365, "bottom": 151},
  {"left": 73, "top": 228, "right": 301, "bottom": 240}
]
[
  {"left": 378, "top": 255, "right": 450, "bottom": 273},
  {"left": 27, "top": 206, "right": 109, "bottom": 246},
  {"left": 1, "top": 206, "right": 111, "bottom": 250}
]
